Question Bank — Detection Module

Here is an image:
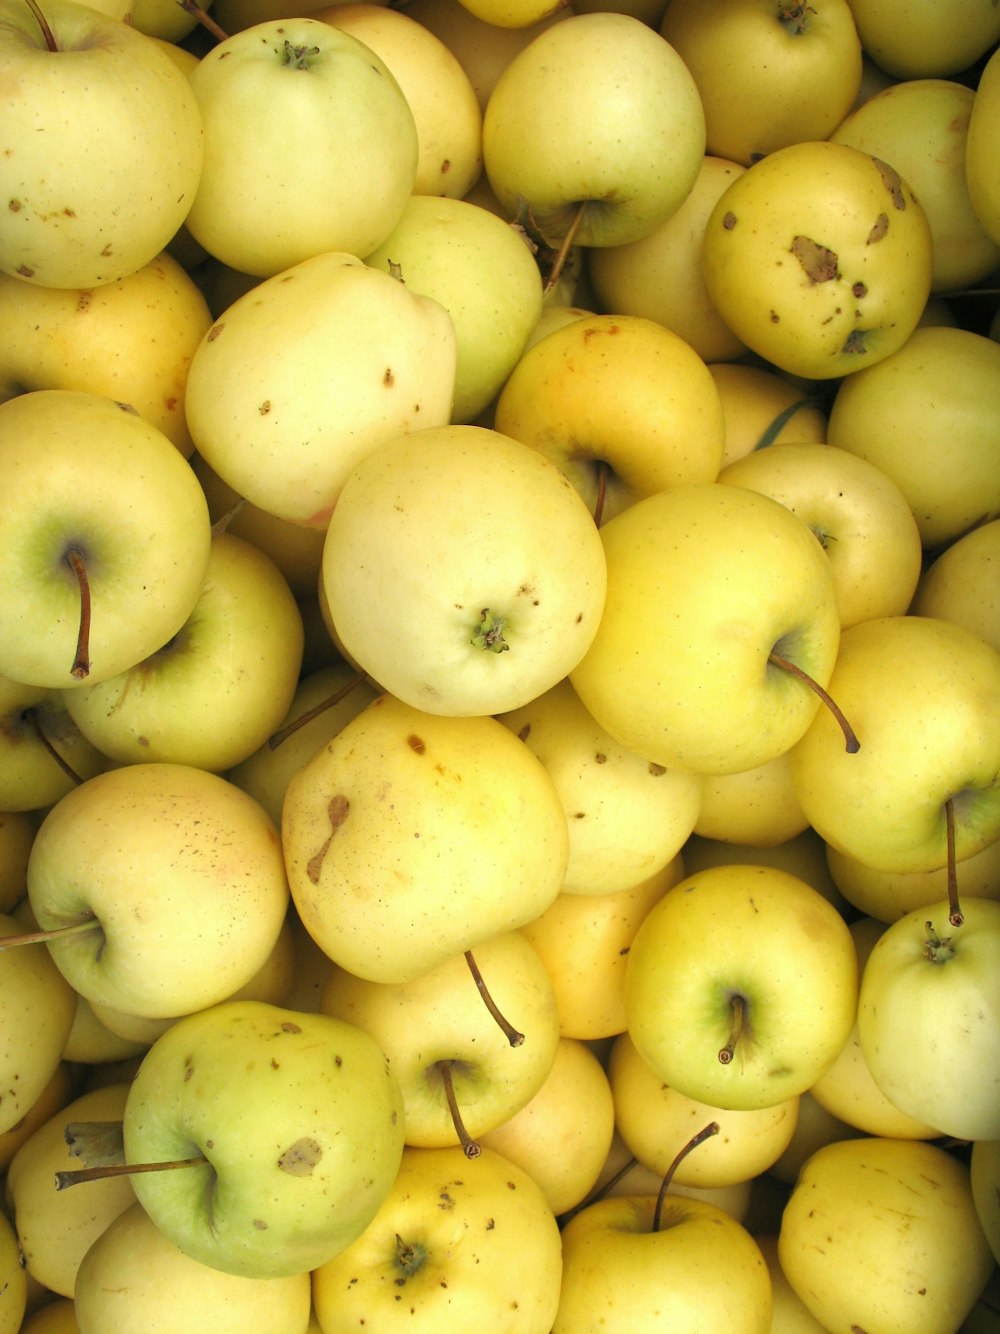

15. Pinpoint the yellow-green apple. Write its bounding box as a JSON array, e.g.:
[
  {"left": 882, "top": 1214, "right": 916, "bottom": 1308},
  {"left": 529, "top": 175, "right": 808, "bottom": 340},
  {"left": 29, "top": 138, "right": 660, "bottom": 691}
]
[
  {"left": 825, "top": 836, "right": 1000, "bottom": 923},
  {"left": 701, "top": 140, "right": 934, "bottom": 380},
  {"left": 609, "top": 1032, "right": 799, "bottom": 1188},
  {"left": 184, "top": 251, "right": 457, "bottom": 529},
  {"left": 493, "top": 313, "right": 726, "bottom": 525},
  {"left": 788, "top": 615, "right": 1000, "bottom": 873},
  {"left": 625, "top": 863, "right": 858, "bottom": 1110},
  {"left": 497, "top": 677, "right": 702, "bottom": 895},
  {"left": 707, "top": 361, "right": 827, "bottom": 469},
  {"left": 682, "top": 827, "right": 850, "bottom": 915},
  {"left": 311, "top": 1144, "right": 563, "bottom": 1333},
  {"left": 320, "top": 425, "right": 607, "bottom": 715},
  {"left": 717, "top": 442, "right": 924, "bottom": 628},
  {"left": 0, "top": 389, "right": 212, "bottom": 689},
  {"left": 184, "top": 18, "right": 417, "bottom": 277},
  {"left": 313, "top": 3, "right": 483, "bottom": 199},
  {"left": 971, "top": 1139, "right": 1000, "bottom": 1264},
  {"left": 7, "top": 1082, "right": 134, "bottom": 1298},
  {"left": 0, "top": 674, "right": 108, "bottom": 812},
  {"left": 518, "top": 856, "right": 685, "bottom": 1040},
  {"left": 554, "top": 1188, "right": 772, "bottom": 1333},
  {"left": 321, "top": 930, "right": 560, "bottom": 1151},
  {"left": 482, "top": 13, "right": 706, "bottom": 249},
  {"left": 282, "top": 692, "right": 569, "bottom": 983},
  {"left": 0, "top": 251, "right": 212, "bottom": 456},
  {"left": 830, "top": 77, "right": 1000, "bottom": 292},
  {"left": 857, "top": 897, "right": 1000, "bottom": 1142},
  {"left": 586, "top": 155, "right": 748, "bottom": 365},
  {"left": 778, "top": 1136, "right": 995, "bottom": 1333},
  {"left": 752, "top": 1233, "right": 833, "bottom": 1334},
  {"left": 825, "top": 325, "right": 1000, "bottom": 548},
  {"left": 845, "top": 0, "right": 1000, "bottom": 78},
  {"left": 0, "top": 810, "right": 33, "bottom": 910},
  {"left": 0, "top": 1063, "right": 74, "bottom": 1174},
  {"left": 73, "top": 1200, "right": 312, "bottom": 1332},
  {"left": 128, "top": 0, "right": 205, "bottom": 41},
  {"left": 691, "top": 752, "right": 808, "bottom": 847},
  {"left": 114, "top": 999, "right": 405, "bottom": 1278},
  {"left": 0, "top": 912, "right": 76, "bottom": 1134},
  {"left": 808, "top": 916, "right": 943, "bottom": 1139},
  {"left": 0, "top": 0, "right": 203, "bottom": 289},
  {"left": 478, "top": 1036, "right": 615, "bottom": 1217},
  {"left": 364, "top": 194, "right": 544, "bottom": 423},
  {"left": 911, "top": 517, "right": 1000, "bottom": 653},
  {"left": 658, "top": 0, "right": 862, "bottom": 166},
  {"left": 569, "top": 482, "right": 843, "bottom": 776},
  {"left": 966, "top": 45, "right": 1000, "bottom": 246},
  {"left": 61, "top": 532, "right": 304, "bottom": 772},
  {"left": 26, "top": 761, "right": 290, "bottom": 1019},
  {"left": 0, "top": 1210, "right": 25, "bottom": 1334}
]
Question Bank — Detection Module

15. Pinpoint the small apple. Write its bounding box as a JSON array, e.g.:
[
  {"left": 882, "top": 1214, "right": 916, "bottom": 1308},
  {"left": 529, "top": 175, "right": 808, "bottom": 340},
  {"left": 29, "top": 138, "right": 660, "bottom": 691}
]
[
  {"left": 691, "top": 752, "right": 809, "bottom": 848},
  {"left": 0, "top": 673, "right": 108, "bottom": 813},
  {"left": 706, "top": 361, "right": 828, "bottom": 469},
  {"left": 910, "top": 517, "right": 1000, "bottom": 653}
]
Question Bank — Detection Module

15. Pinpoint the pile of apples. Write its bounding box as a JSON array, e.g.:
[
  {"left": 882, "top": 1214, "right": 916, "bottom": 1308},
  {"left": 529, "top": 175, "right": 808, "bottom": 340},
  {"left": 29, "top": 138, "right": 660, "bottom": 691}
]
[{"left": 1, "top": 0, "right": 1000, "bottom": 1328}]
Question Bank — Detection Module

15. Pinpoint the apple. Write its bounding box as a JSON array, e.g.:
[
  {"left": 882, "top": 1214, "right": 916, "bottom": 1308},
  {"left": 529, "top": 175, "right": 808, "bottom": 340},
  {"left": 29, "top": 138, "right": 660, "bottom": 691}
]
[
  {"left": 63, "top": 994, "right": 151, "bottom": 1066},
  {"left": 0, "top": 1209, "right": 25, "bottom": 1334},
  {"left": 183, "top": 251, "right": 457, "bottom": 530},
  {"left": 184, "top": 18, "right": 418, "bottom": 277},
  {"left": 320, "top": 425, "right": 607, "bottom": 717},
  {"left": 0, "top": 0, "right": 203, "bottom": 289},
  {"left": 788, "top": 614, "right": 1000, "bottom": 875},
  {"left": 682, "top": 827, "right": 850, "bottom": 915},
  {"left": 492, "top": 313, "right": 726, "bottom": 526},
  {"left": 856, "top": 897, "right": 1000, "bottom": 1142},
  {"left": 691, "top": 752, "right": 809, "bottom": 848},
  {"left": 590, "top": 1132, "right": 755, "bottom": 1225},
  {"left": 62, "top": 532, "right": 304, "bottom": 773},
  {"left": 825, "top": 325, "right": 1000, "bottom": 549},
  {"left": 825, "top": 836, "right": 1000, "bottom": 923},
  {"left": 701, "top": 139, "right": 934, "bottom": 380},
  {"left": 910, "top": 517, "right": 1000, "bottom": 653},
  {"left": 970, "top": 1139, "right": 1000, "bottom": 1265},
  {"left": 26, "top": 761, "right": 290, "bottom": 1019},
  {"left": 0, "top": 673, "right": 108, "bottom": 813},
  {"left": 625, "top": 863, "right": 858, "bottom": 1111},
  {"left": 482, "top": 13, "right": 706, "bottom": 249},
  {"left": 0, "top": 250, "right": 213, "bottom": 457},
  {"left": 765, "top": 1089, "right": 863, "bottom": 1190},
  {"left": 751, "top": 1233, "right": 829, "bottom": 1334},
  {"left": 706, "top": 361, "right": 828, "bottom": 469},
  {"left": 0, "top": 1062, "right": 74, "bottom": 1175},
  {"left": 778, "top": 1136, "right": 996, "bottom": 1333},
  {"left": 17, "top": 1299, "right": 78, "bottom": 1334},
  {"left": 658, "top": 0, "right": 863, "bottom": 166},
  {"left": 0, "top": 388, "right": 212, "bottom": 690},
  {"left": 569, "top": 482, "right": 844, "bottom": 776},
  {"left": 281, "top": 691, "right": 569, "bottom": 984},
  {"left": 311, "top": 1144, "right": 563, "bottom": 1333},
  {"left": 966, "top": 44, "right": 1000, "bottom": 246},
  {"left": 845, "top": 0, "right": 1000, "bottom": 79}
]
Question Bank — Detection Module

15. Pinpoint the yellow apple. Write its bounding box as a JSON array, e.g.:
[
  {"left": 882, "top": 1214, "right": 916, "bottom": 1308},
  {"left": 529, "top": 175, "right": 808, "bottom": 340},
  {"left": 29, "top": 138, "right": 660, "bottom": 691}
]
[
  {"left": 911, "top": 517, "right": 1000, "bottom": 652},
  {"left": 681, "top": 827, "right": 850, "bottom": 915},
  {"left": 752, "top": 1233, "right": 832, "bottom": 1334},
  {"left": 707, "top": 361, "right": 827, "bottom": 469},
  {"left": 765, "top": 1089, "right": 863, "bottom": 1188},
  {"left": 0, "top": 1062, "right": 74, "bottom": 1174},
  {"left": 825, "top": 835, "right": 1000, "bottom": 923},
  {"left": 971, "top": 1138, "right": 1000, "bottom": 1265},
  {"left": 966, "top": 44, "right": 1000, "bottom": 246},
  {"left": 692, "top": 752, "right": 808, "bottom": 847},
  {"left": 0, "top": 675, "right": 109, "bottom": 813},
  {"left": 0, "top": 1209, "right": 25, "bottom": 1334},
  {"left": 846, "top": 0, "right": 1000, "bottom": 78}
]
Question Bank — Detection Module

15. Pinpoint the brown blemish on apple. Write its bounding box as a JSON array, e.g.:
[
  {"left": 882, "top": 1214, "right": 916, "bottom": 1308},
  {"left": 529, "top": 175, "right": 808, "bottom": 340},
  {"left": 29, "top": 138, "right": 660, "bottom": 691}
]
[
  {"left": 7, "top": 199, "right": 21, "bottom": 212},
  {"left": 278, "top": 1137, "right": 323, "bottom": 1176},
  {"left": 723, "top": 211, "right": 737, "bottom": 229},
  {"left": 206, "top": 323, "right": 225, "bottom": 341},
  {"left": 867, "top": 213, "right": 888, "bottom": 244},
  {"left": 258, "top": 400, "right": 272, "bottom": 415},
  {"left": 383, "top": 367, "right": 395, "bottom": 387},
  {"left": 407, "top": 734, "right": 425, "bottom": 754},
  {"left": 306, "top": 794, "right": 350, "bottom": 883},
  {"left": 841, "top": 329, "right": 871, "bottom": 356},
  {"left": 872, "top": 157, "right": 906, "bottom": 210},
  {"left": 649, "top": 762, "right": 666, "bottom": 775},
  {"left": 791, "top": 235, "right": 839, "bottom": 283},
  {"left": 17, "top": 264, "right": 33, "bottom": 278},
  {"left": 852, "top": 282, "right": 868, "bottom": 298}
]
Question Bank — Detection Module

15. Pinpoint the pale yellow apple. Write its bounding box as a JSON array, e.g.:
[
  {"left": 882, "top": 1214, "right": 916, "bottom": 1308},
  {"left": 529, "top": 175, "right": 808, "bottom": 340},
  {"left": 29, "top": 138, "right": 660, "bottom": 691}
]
[
  {"left": 753, "top": 1234, "right": 830, "bottom": 1334},
  {"left": 846, "top": 0, "right": 1000, "bottom": 78},
  {"left": 692, "top": 751, "right": 808, "bottom": 847},
  {"left": 494, "top": 313, "right": 725, "bottom": 524},
  {"left": 826, "top": 325, "right": 1000, "bottom": 548},
  {"left": 681, "top": 827, "right": 850, "bottom": 915},
  {"left": 62, "top": 995, "right": 150, "bottom": 1066},
  {"left": 592, "top": 1133, "right": 754, "bottom": 1223},
  {"left": 825, "top": 835, "right": 1000, "bottom": 922},
  {"left": 765, "top": 1090, "right": 863, "bottom": 1188},
  {"left": 0, "top": 1062, "right": 74, "bottom": 1174},
  {"left": 911, "top": 516, "right": 1000, "bottom": 652},
  {"left": 707, "top": 361, "right": 827, "bottom": 469},
  {"left": 967, "top": 45, "right": 1000, "bottom": 246}
]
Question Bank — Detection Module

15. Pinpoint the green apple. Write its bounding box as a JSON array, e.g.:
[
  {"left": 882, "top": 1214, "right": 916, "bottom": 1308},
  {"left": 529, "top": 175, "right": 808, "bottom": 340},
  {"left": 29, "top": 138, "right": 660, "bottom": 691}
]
[
  {"left": 185, "top": 18, "right": 418, "bottom": 276},
  {"left": 0, "top": 388, "right": 212, "bottom": 689},
  {"left": 62, "top": 532, "right": 304, "bottom": 772},
  {"left": 717, "top": 442, "right": 924, "bottom": 629},
  {"left": 364, "top": 194, "right": 543, "bottom": 423},
  {"left": 497, "top": 677, "right": 702, "bottom": 895},
  {"left": 911, "top": 517, "right": 1000, "bottom": 653},
  {"left": 569, "top": 482, "right": 843, "bottom": 776},
  {"left": 311, "top": 1144, "right": 563, "bottom": 1333},
  {"left": 826, "top": 836, "right": 1000, "bottom": 923},
  {"left": 0, "top": 1209, "right": 25, "bottom": 1334},
  {"left": 0, "top": 673, "right": 108, "bottom": 812},
  {"left": 778, "top": 1137, "right": 996, "bottom": 1333},
  {"left": 321, "top": 930, "right": 560, "bottom": 1151},
  {"left": 845, "top": 0, "right": 1000, "bottom": 78},
  {"left": 184, "top": 251, "right": 457, "bottom": 529},
  {"left": 320, "top": 425, "right": 607, "bottom": 716},
  {"left": 0, "top": 0, "right": 203, "bottom": 289},
  {"left": 856, "top": 897, "right": 1000, "bottom": 1142},
  {"left": 493, "top": 313, "right": 726, "bottom": 525},
  {"left": 282, "top": 691, "right": 569, "bottom": 984},
  {"left": 0, "top": 251, "right": 213, "bottom": 457},
  {"left": 702, "top": 139, "right": 934, "bottom": 380},
  {"left": 707, "top": 361, "right": 828, "bottom": 469},
  {"left": 788, "top": 615, "right": 1000, "bottom": 874},
  {"left": 625, "top": 863, "right": 858, "bottom": 1110},
  {"left": 966, "top": 44, "right": 1000, "bottom": 246},
  {"left": 658, "top": 0, "right": 862, "bottom": 166},
  {"left": 482, "top": 13, "right": 706, "bottom": 249},
  {"left": 27, "top": 761, "right": 290, "bottom": 1019}
]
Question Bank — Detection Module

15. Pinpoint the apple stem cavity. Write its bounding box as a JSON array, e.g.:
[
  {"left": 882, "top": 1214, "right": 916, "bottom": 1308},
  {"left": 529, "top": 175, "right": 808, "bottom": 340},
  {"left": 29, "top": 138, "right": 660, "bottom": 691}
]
[
  {"left": 281, "top": 40, "right": 321, "bottom": 69},
  {"left": 767, "top": 649, "right": 860, "bottom": 753},
  {"left": 465, "top": 949, "right": 525, "bottom": 1046},
  {"left": 0, "top": 917, "right": 101, "bottom": 951},
  {"left": 434, "top": 1060, "right": 481, "bottom": 1160},
  {"left": 64, "top": 546, "right": 93, "bottom": 681},
  {"left": 923, "top": 921, "right": 956, "bottom": 965},
  {"left": 718, "top": 990, "right": 751, "bottom": 1066},
  {"left": 651, "top": 1122, "right": 720, "bottom": 1233},
  {"left": 777, "top": 3, "right": 812, "bottom": 37},
  {"left": 23, "top": 0, "right": 57, "bottom": 49},
  {"left": 943, "top": 796, "right": 964, "bottom": 928},
  {"left": 22, "top": 707, "right": 84, "bottom": 785},
  {"left": 267, "top": 670, "right": 368, "bottom": 750},
  {"left": 543, "top": 201, "right": 587, "bottom": 296}
]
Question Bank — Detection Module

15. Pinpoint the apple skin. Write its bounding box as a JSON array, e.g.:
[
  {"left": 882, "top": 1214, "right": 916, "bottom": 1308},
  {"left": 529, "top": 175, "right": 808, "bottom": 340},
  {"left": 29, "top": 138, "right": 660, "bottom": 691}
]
[
  {"left": 845, "top": 0, "right": 1000, "bottom": 79},
  {"left": 826, "top": 837, "right": 1000, "bottom": 924},
  {"left": 707, "top": 361, "right": 828, "bottom": 469},
  {"left": 0, "top": 1210, "right": 25, "bottom": 1334},
  {"left": 122, "top": 999, "right": 406, "bottom": 1279},
  {"left": 0, "top": 674, "right": 109, "bottom": 813},
  {"left": 911, "top": 517, "right": 1000, "bottom": 654},
  {"left": 966, "top": 44, "right": 1000, "bottom": 246},
  {"left": 971, "top": 1139, "right": 1000, "bottom": 1265}
]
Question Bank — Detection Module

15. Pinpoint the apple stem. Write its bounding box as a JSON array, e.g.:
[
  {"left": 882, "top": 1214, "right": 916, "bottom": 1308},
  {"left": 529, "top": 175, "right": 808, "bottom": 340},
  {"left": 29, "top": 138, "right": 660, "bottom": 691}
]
[
  {"left": 22, "top": 707, "right": 84, "bottom": 785},
  {"left": 176, "top": 0, "right": 230, "bottom": 41},
  {"left": 943, "top": 796, "right": 963, "bottom": 928},
  {"left": 210, "top": 498, "right": 245, "bottom": 538},
  {"left": 56, "top": 1154, "right": 209, "bottom": 1191},
  {"left": 543, "top": 201, "right": 587, "bottom": 297},
  {"left": 593, "top": 461, "right": 609, "bottom": 528},
  {"left": 651, "top": 1122, "right": 720, "bottom": 1233},
  {"left": 558, "top": 1154, "right": 639, "bottom": 1228},
  {"left": 464, "top": 950, "right": 524, "bottom": 1047},
  {"left": 0, "top": 918, "right": 100, "bottom": 951},
  {"left": 64, "top": 547, "right": 93, "bottom": 681},
  {"left": 267, "top": 670, "right": 368, "bottom": 750},
  {"left": 717, "top": 990, "right": 750, "bottom": 1065},
  {"left": 434, "top": 1060, "right": 481, "bottom": 1159},
  {"left": 767, "top": 650, "right": 859, "bottom": 753},
  {"left": 23, "top": 0, "right": 57, "bottom": 49}
]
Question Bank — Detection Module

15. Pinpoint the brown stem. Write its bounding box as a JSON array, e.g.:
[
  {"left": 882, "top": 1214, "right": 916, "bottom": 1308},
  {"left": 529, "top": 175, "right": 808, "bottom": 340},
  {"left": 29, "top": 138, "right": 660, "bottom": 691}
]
[
  {"left": 23, "top": 707, "right": 84, "bottom": 785},
  {"left": 176, "top": 0, "right": 230, "bottom": 41},
  {"left": 23, "top": 0, "right": 57, "bottom": 48},
  {"left": 210, "top": 498, "right": 245, "bottom": 538},
  {"left": 768, "top": 650, "right": 859, "bottom": 753},
  {"left": 592, "top": 460, "right": 609, "bottom": 529},
  {"left": 56, "top": 1155, "right": 208, "bottom": 1191},
  {"left": 558, "top": 1154, "right": 639, "bottom": 1228},
  {"left": 718, "top": 991, "right": 750, "bottom": 1066},
  {"left": 0, "top": 918, "right": 100, "bottom": 950},
  {"left": 652, "top": 1122, "right": 720, "bottom": 1233},
  {"left": 267, "top": 670, "right": 368, "bottom": 750},
  {"left": 543, "top": 201, "right": 587, "bottom": 297},
  {"left": 944, "top": 796, "right": 963, "bottom": 928},
  {"left": 64, "top": 548, "right": 92, "bottom": 681},
  {"left": 435, "top": 1060, "right": 480, "bottom": 1160},
  {"left": 465, "top": 950, "right": 524, "bottom": 1047}
]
